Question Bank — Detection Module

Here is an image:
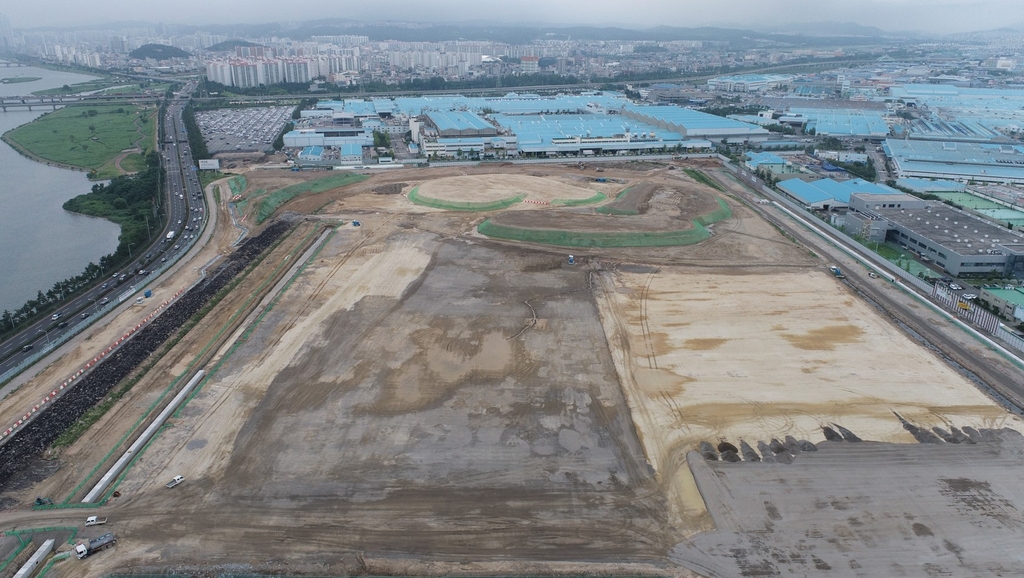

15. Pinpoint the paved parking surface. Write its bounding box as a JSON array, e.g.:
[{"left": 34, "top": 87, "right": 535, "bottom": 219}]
[{"left": 196, "top": 106, "right": 294, "bottom": 154}]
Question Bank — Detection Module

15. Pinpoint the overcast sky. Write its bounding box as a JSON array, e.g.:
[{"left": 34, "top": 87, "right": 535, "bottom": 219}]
[{"left": 6, "top": 0, "right": 1024, "bottom": 34}]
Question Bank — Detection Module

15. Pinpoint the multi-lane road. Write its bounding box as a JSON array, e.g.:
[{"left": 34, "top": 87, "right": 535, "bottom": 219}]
[{"left": 0, "top": 83, "right": 204, "bottom": 377}]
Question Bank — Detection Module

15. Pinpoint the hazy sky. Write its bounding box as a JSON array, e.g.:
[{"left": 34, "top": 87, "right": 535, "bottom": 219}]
[{"left": 6, "top": 0, "right": 1024, "bottom": 34}]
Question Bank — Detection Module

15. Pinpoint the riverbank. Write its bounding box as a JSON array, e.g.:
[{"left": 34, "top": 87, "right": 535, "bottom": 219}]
[{"left": 2, "top": 104, "right": 156, "bottom": 180}]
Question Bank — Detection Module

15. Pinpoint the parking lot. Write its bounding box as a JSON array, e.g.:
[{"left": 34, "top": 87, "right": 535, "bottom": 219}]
[{"left": 195, "top": 106, "right": 294, "bottom": 154}]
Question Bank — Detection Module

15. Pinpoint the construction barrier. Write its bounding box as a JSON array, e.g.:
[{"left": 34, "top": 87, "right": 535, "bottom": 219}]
[{"left": 0, "top": 287, "right": 187, "bottom": 443}]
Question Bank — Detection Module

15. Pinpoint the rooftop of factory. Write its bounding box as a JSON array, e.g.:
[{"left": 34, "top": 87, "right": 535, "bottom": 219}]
[
  {"left": 490, "top": 113, "right": 685, "bottom": 148},
  {"left": 886, "top": 139, "right": 1024, "bottom": 180},
  {"left": 778, "top": 177, "right": 898, "bottom": 205},
  {"left": 872, "top": 200, "right": 1024, "bottom": 254},
  {"left": 790, "top": 107, "right": 890, "bottom": 137},
  {"left": 625, "top": 104, "right": 764, "bottom": 131},
  {"left": 425, "top": 110, "right": 495, "bottom": 133},
  {"left": 745, "top": 151, "right": 787, "bottom": 166},
  {"left": 895, "top": 178, "right": 967, "bottom": 193}
]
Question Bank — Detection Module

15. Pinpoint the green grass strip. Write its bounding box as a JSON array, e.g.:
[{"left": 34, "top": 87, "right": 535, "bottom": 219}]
[
  {"left": 256, "top": 173, "right": 367, "bottom": 224},
  {"left": 684, "top": 168, "right": 725, "bottom": 191},
  {"left": 551, "top": 192, "right": 607, "bottom": 206},
  {"left": 408, "top": 186, "right": 524, "bottom": 211},
  {"left": 478, "top": 219, "right": 710, "bottom": 248},
  {"left": 694, "top": 198, "right": 732, "bottom": 226}
]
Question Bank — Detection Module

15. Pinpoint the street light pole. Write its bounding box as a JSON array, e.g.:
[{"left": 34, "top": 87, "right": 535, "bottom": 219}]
[{"left": 38, "top": 328, "right": 50, "bottom": 345}]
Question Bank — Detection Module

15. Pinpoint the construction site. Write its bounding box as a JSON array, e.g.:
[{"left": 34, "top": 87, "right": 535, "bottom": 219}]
[{"left": 2, "top": 159, "right": 1024, "bottom": 578}]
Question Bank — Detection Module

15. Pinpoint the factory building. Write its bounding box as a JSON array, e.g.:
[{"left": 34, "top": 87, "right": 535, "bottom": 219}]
[
  {"left": 706, "top": 74, "right": 792, "bottom": 92},
  {"left": 777, "top": 178, "right": 899, "bottom": 210},
  {"left": 424, "top": 110, "right": 498, "bottom": 137},
  {"left": 885, "top": 139, "right": 1024, "bottom": 184},
  {"left": 846, "top": 192, "right": 1024, "bottom": 277},
  {"left": 621, "top": 104, "right": 769, "bottom": 143}
]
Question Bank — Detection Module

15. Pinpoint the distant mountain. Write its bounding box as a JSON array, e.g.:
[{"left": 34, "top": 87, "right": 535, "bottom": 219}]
[
  {"left": 206, "top": 39, "right": 260, "bottom": 52},
  {"left": 129, "top": 43, "right": 189, "bottom": 60},
  {"left": 751, "top": 21, "right": 899, "bottom": 37}
]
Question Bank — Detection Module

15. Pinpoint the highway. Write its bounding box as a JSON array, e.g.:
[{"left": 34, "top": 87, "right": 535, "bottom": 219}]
[{"left": 0, "top": 82, "right": 203, "bottom": 379}]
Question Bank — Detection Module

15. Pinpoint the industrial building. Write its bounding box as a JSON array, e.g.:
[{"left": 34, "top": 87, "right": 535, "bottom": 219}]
[
  {"left": 423, "top": 111, "right": 497, "bottom": 138},
  {"left": 622, "top": 104, "right": 769, "bottom": 143},
  {"left": 885, "top": 139, "right": 1024, "bottom": 184},
  {"left": 787, "top": 108, "right": 890, "bottom": 138},
  {"left": 706, "top": 74, "right": 792, "bottom": 92},
  {"left": 744, "top": 152, "right": 799, "bottom": 174},
  {"left": 846, "top": 192, "right": 1024, "bottom": 277},
  {"left": 979, "top": 285, "right": 1024, "bottom": 321},
  {"left": 777, "top": 178, "right": 899, "bottom": 210}
]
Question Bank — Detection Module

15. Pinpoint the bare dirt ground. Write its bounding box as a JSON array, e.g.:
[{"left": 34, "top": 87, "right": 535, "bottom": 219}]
[
  {"left": 414, "top": 173, "right": 602, "bottom": 205},
  {"left": 489, "top": 181, "right": 721, "bottom": 233},
  {"left": 593, "top": 267, "right": 1024, "bottom": 529},
  {"left": 5, "top": 160, "right": 1024, "bottom": 578}
]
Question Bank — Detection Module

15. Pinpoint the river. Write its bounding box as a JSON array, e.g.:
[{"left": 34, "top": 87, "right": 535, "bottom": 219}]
[{"left": 0, "top": 65, "right": 121, "bottom": 314}]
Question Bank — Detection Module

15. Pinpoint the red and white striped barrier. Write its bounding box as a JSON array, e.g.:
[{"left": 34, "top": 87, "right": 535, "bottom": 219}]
[
  {"left": 523, "top": 199, "right": 550, "bottom": 205},
  {"left": 0, "top": 285, "right": 187, "bottom": 442}
]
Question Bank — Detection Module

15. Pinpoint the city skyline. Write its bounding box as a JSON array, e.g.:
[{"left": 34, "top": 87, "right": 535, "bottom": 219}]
[{"left": 3, "top": 0, "right": 1024, "bottom": 35}]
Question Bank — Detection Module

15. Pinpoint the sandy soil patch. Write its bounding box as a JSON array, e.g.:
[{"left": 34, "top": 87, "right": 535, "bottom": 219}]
[{"left": 594, "top": 268, "right": 1023, "bottom": 526}]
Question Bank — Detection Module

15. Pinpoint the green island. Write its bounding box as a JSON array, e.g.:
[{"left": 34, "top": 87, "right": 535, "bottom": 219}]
[
  {"left": 0, "top": 76, "right": 41, "bottom": 84},
  {"left": 31, "top": 78, "right": 167, "bottom": 96},
  {"left": 2, "top": 104, "right": 157, "bottom": 180}
]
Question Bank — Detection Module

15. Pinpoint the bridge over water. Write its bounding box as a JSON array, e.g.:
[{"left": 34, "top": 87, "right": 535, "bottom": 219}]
[{"left": 0, "top": 94, "right": 161, "bottom": 112}]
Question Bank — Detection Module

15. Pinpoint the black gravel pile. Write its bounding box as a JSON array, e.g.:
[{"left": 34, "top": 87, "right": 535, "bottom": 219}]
[{"left": 0, "top": 221, "right": 291, "bottom": 491}]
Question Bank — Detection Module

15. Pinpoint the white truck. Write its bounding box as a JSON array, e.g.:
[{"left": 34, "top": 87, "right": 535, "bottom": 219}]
[
  {"left": 165, "top": 475, "right": 184, "bottom": 488},
  {"left": 75, "top": 533, "right": 116, "bottom": 559},
  {"left": 84, "top": 516, "right": 107, "bottom": 526},
  {"left": 166, "top": 231, "right": 175, "bottom": 242}
]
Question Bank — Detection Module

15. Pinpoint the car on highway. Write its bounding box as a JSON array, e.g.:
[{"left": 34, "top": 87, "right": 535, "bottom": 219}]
[
  {"left": 99, "top": 297, "right": 109, "bottom": 305},
  {"left": 80, "top": 312, "right": 90, "bottom": 319},
  {"left": 51, "top": 313, "right": 61, "bottom": 321},
  {"left": 57, "top": 321, "right": 69, "bottom": 328},
  {"left": 21, "top": 344, "right": 33, "bottom": 352}
]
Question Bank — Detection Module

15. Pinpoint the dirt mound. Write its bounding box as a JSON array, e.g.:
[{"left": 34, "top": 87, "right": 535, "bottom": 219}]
[{"left": 374, "top": 183, "right": 407, "bottom": 195}]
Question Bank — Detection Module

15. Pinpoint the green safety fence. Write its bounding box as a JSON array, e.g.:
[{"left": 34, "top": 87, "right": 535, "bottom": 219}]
[
  {"left": 551, "top": 191, "right": 607, "bottom": 206},
  {"left": 0, "top": 527, "right": 78, "bottom": 574},
  {"left": 478, "top": 219, "right": 710, "bottom": 248},
  {"left": 408, "top": 186, "right": 524, "bottom": 211},
  {"left": 36, "top": 551, "right": 71, "bottom": 577}
]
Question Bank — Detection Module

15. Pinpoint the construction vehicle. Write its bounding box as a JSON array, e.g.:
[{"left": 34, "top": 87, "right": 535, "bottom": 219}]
[
  {"left": 34, "top": 497, "right": 53, "bottom": 506},
  {"left": 165, "top": 475, "right": 184, "bottom": 488},
  {"left": 568, "top": 255, "right": 576, "bottom": 265},
  {"left": 85, "top": 516, "right": 107, "bottom": 526},
  {"left": 75, "top": 533, "right": 117, "bottom": 559},
  {"left": 829, "top": 265, "right": 846, "bottom": 279}
]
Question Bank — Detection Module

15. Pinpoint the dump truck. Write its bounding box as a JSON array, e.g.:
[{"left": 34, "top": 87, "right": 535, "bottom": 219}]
[
  {"left": 829, "top": 265, "right": 846, "bottom": 279},
  {"left": 75, "top": 533, "right": 116, "bottom": 559},
  {"left": 84, "top": 516, "right": 107, "bottom": 526}
]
